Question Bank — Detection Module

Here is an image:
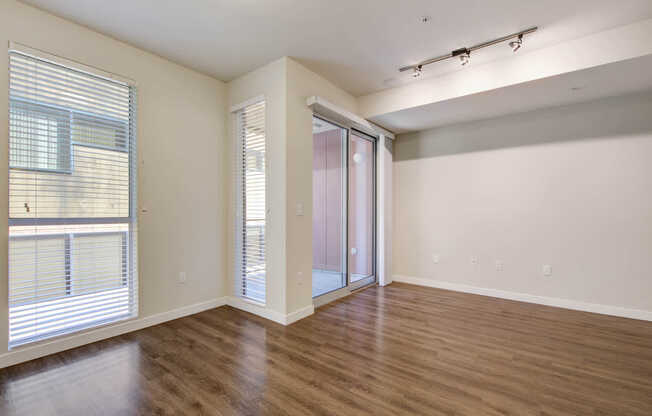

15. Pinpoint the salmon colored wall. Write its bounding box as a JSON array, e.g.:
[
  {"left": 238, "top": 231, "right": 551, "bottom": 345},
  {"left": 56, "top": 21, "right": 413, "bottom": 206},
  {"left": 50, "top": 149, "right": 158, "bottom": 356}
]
[
  {"left": 312, "top": 129, "right": 344, "bottom": 272},
  {"left": 348, "top": 134, "right": 373, "bottom": 277}
]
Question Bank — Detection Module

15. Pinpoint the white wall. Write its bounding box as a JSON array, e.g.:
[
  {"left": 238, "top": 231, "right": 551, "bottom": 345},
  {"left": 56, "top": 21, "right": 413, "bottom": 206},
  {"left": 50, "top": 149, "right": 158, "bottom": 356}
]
[
  {"left": 0, "top": 0, "right": 227, "bottom": 364},
  {"left": 393, "top": 92, "right": 652, "bottom": 315}
]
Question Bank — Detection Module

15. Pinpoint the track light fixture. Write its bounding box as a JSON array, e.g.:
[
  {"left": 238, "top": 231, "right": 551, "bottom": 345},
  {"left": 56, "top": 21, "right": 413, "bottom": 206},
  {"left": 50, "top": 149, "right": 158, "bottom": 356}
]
[
  {"left": 399, "top": 26, "right": 537, "bottom": 75},
  {"left": 509, "top": 34, "right": 523, "bottom": 53}
]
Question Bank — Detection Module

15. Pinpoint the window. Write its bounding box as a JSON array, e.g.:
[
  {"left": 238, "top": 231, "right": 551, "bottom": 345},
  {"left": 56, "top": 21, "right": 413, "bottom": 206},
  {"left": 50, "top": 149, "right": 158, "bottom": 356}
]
[
  {"left": 10, "top": 99, "right": 71, "bottom": 172},
  {"left": 234, "top": 99, "right": 266, "bottom": 303},
  {"left": 8, "top": 50, "right": 137, "bottom": 348}
]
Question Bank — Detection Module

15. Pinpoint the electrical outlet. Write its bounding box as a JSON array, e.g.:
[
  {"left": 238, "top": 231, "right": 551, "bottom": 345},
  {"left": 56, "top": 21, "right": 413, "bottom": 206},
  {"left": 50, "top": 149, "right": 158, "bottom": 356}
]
[
  {"left": 179, "top": 271, "right": 187, "bottom": 284},
  {"left": 432, "top": 254, "right": 440, "bottom": 264},
  {"left": 542, "top": 265, "right": 552, "bottom": 277},
  {"left": 495, "top": 260, "right": 504, "bottom": 272},
  {"left": 297, "top": 271, "right": 303, "bottom": 286},
  {"left": 471, "top": 257, "right": 479, "bottom": 266}
]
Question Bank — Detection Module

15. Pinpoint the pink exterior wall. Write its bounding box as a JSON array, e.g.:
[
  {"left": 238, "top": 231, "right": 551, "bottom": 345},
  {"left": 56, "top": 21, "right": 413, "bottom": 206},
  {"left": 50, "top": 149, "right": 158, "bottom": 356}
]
[
  {"left": 313, "top": 130, "right": 343, "bottom": 272},
  {"left": 348, "top": 134, "right": 373, "bottom": 277},
  {"left": 313, "top": 130, "right": 374, "bottom": 277}
]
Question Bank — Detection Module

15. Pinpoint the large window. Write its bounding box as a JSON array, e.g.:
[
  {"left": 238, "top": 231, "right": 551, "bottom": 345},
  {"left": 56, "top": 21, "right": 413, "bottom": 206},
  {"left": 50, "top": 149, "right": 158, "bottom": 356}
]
[
  {"left": 8, "top": 50, "right": 137, "bottom": 348},
  {"left": 234, "top": 99, "right": 266, "bottom": 303}
]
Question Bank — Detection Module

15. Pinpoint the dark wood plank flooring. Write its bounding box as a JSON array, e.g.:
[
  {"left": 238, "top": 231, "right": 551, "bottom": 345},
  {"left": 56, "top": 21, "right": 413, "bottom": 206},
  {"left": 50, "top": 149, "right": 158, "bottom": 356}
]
[{"left": 1, "top": 282, "right": 652, "bottom": 415}]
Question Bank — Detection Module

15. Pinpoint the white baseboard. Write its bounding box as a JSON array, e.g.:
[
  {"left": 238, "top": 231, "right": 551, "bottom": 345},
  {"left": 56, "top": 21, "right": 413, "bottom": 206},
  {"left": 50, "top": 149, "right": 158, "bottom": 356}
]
[
  {"left": 226, "top": 296, "right": 286, "bottom": 324},
  {"left": 226, "top": 297, "right": 314, "bottom": 325},
  {"left": 393, "top": 275, "right": 652, "bottom": 322},
  {"left": 0, "top": 297, "right": 227, "bottom": 369},
  {"left": 286, "top": 304, "right": 315, "bottom": 324}
]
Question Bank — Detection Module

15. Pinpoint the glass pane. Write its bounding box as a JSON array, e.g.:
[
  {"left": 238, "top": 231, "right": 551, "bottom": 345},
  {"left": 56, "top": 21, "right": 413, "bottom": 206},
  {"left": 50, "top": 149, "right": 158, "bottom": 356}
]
[
  {"left": 9, "top": 146, "right": 129, "bottom": 219},
  {"left": 9, "top": 100, "right": 71, "bottom": 172},
  {"left": 349, "top": 132, "right": 374, "bottom": 283},
  {"left": 71, "top": 233, "right": 125, "bottom": 295},
  {"left": 312, "top": 117, "right": 346, "bottom": 297},
  {"left": 8, "top": 51, "right": 137, "bottom": 348},
  {"left": 9, "top": 236, "right": 66, "bottom": 306}
]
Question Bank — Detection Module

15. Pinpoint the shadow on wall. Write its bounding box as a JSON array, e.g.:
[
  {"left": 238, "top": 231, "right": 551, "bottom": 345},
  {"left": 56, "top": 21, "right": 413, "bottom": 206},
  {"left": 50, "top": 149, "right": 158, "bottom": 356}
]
[
  {"left": 381, "top": 135, "right": 394, "bottom": 156},
  {"left": 394, "top": 91, "right": 652, "bottom": 161}
]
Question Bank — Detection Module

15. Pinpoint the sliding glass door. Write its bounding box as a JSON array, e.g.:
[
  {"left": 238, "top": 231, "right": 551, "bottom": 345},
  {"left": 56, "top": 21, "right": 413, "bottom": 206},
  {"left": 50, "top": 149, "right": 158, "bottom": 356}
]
[
  {"left": 348, "top": 131, "right": 375, "bottom": 288},
  {"left": 312, "top": 116, "right": 376, "bottom": 301},
  {"left": 312, "top": 117, "right": 347, "bottom": 298}
]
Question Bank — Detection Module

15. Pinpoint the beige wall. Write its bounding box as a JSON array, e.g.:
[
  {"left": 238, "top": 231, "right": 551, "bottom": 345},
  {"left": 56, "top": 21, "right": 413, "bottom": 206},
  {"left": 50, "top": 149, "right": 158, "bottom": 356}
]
[
  {"left": 394, "top": 92, "right": 652, "bottom": 312},
  {"left": 285, "top": 58, "right": 357, "bottom": 314},
  {"left": 226, "top": 57, "right": 357, "bottom": 317},
  {"left": 226, "top": 58, "right": 288, "bottom": 317},
  {"left": 0, "top": 0, "right": 227, "bottom": 356}
]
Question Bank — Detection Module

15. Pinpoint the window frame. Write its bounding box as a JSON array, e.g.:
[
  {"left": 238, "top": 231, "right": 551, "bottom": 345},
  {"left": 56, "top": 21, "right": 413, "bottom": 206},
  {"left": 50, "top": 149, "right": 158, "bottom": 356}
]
[
  {"left": 7, "top": 46, "right": 138, "bottom": 349},
  {"left": 233, "top": 96, "right": 268, "bottom": 305}
]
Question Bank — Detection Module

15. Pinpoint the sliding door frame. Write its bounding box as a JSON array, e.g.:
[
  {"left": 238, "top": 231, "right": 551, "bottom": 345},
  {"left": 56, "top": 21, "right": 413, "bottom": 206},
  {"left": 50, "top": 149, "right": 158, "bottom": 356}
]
[
  {"left": 347, "top": 128, "right": 377, "bottom": 291},
  {"left": 312, "top": 113, "right": 377, "bottom": 307}
]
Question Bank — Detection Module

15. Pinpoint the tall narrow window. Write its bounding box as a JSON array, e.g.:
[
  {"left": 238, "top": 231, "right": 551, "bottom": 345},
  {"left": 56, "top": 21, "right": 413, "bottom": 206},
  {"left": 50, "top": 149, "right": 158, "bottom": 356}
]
[
  {"left": 8, "top": 50, "right": 137, "bottom": 348},
  {"left": 235, "top": 99, "right": 266, "bottom": 303}
]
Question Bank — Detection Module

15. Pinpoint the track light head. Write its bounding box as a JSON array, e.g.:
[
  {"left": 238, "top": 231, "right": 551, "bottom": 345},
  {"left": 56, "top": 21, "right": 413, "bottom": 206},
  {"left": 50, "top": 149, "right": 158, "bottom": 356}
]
[
  {"left": 412, "top": 65, "right": 423, "bottom": 78},
  {"left": 459, "top": 52, "right": 470, "bottom": 66},
  {"left": 509, "top": 34, "right": 523, "bottom": 53}
]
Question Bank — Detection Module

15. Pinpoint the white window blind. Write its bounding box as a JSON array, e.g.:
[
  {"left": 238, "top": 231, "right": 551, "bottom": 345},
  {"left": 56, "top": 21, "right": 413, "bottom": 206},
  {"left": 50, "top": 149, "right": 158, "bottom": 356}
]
[
  {"left": 8, "top": 50, "right": 138, "bottom": 348},
  {"left": 235, "top": 99, "right": 266, "bottom": 303}
]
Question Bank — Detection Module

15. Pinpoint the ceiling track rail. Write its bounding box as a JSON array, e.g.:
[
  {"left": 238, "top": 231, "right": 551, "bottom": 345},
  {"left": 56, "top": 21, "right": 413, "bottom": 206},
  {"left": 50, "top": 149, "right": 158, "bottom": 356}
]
[{"left": 399, "top": 26, "right": 538, "bottom": 73}]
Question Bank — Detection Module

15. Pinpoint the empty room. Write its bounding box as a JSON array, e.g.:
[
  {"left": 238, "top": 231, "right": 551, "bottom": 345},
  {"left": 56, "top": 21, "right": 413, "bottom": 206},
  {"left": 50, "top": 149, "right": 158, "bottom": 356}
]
[{"left": 1, "top": 0, "right": 652, "bottom": 414}]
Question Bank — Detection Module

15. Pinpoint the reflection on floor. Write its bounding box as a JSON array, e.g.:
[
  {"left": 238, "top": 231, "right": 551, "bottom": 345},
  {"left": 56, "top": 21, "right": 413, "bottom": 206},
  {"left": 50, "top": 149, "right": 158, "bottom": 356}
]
[
  {"left": 312, "top": 269, "right": 344, "bottom": 297},
  {"left": 3, "top": 283, "right": 652, "bottom": 415}
]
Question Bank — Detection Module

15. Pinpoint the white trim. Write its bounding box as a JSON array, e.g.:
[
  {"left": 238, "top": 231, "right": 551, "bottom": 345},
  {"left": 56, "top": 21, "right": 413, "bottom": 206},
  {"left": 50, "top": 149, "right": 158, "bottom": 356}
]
[
  {"left": 285, "top": 304, "right": 315, "bottom": 325},
  {"left": 376, "top": 136, "right": 392, "bottom": 287},
  {"left": 393, "top": 275, "right": 652, "bottom": 322},
  {"left": 230, "top": 94, "right": 265, "bottom": 113},
  {"left": 307, "top": 96, "right": 395, "bottom": 139},
  {"left": 0, "top": 297, "right": 228, "bottom": 369},
  {"left": 227, "top": 296, "right": 284, "bottom": 323},
  {"left": 227, "top": 297, "right": 314, "bottom": 325}
]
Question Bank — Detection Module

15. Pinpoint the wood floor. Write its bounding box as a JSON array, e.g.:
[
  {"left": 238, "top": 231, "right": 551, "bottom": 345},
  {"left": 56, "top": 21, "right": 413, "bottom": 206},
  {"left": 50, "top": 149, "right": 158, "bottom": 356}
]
[{"left": 1, "top": 283, "right": 652, "bottom": 415}]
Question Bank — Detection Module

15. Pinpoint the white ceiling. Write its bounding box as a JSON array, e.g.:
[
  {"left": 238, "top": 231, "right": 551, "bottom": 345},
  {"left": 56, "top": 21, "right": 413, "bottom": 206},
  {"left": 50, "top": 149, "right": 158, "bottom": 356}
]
[
  {"left": 369, "top": 54, "right": 652, "bottom": 133},
  {"left": 20, "top": 0, "right": 652, "bottom": 96}
]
